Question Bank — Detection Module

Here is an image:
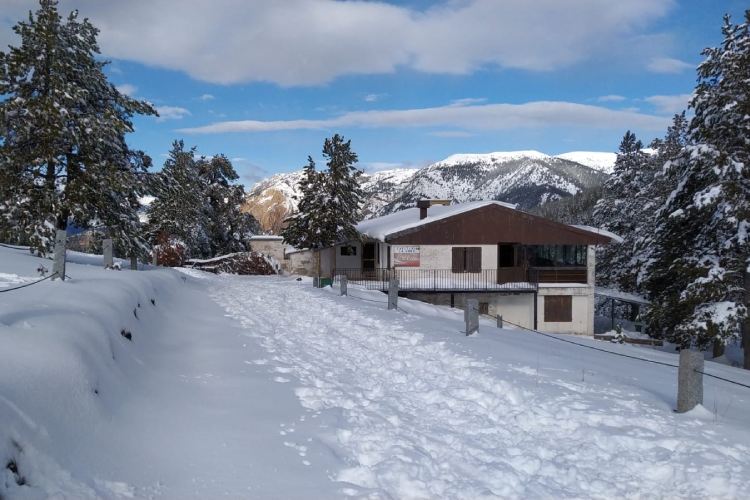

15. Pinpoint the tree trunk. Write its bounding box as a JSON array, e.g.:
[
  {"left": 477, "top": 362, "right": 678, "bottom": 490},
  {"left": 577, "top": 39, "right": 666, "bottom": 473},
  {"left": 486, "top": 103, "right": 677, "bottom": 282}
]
[
  {"left": 744, "top": 269, "right": 750, "bottom": 370},
  {"left": 712, "top": 339, "right": 725, "bottom": 359}
]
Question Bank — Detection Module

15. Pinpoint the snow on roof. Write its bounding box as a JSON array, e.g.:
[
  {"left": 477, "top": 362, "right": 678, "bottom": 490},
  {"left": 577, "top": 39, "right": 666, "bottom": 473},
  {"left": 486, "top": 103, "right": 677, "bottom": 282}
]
[
  {"left": 357, "top": 200, "right": 516, "bottom": 240},
  {"left": 572, "top": 225, "right": 623, "bottom": 244},
  {"left": 595, "top": 287, "right": 650, "bottom": 306},
  {"left": 249, "top": 235, "right": 284, "bottom": 240}
]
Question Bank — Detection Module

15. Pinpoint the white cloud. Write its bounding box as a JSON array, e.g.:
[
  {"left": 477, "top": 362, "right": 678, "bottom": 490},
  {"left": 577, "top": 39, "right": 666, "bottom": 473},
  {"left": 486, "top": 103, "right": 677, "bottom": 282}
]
[
  {"left": 199, "top": 93, "right": 215, "bottom": 101},
  {"left": 449, "top": 97, "right": 487, "bottom": 107},
  {"left": 116, "top": 83, "right": 138, "bottom": 96},
  {"left": 644, "top": 93, "right": 692, "bottom": 114},
  {"left": 0, "top": 0, "right": 669, "bottom": 86},
  {"left": 364, "top": 93, "right": 385, "bottom": 103},
  {"left": 646, "top": 57, "right": 694, "bottom": 74},
  {"left": 597, "top": 94, "right": 626, "bottom": 102},
  {"left": 178, "top": 100, "right": 669, "bottom": 134},
  {"left": 155, "top": 105, "right": 191, "bottom": 122}
]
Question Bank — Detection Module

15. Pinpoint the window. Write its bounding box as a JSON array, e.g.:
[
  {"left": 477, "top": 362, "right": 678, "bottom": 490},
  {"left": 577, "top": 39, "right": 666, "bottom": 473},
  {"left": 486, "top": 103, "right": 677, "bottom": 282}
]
[
  {"left": 452, "top": 247, "right": 481, "bottom": 273},
  {"left": 544, "top": 295, "right": 572, "bottom": 322},
  {"left": 498, "top": 244, "right": 515, "bottom": 267},
  {"left": 340, "top": 245, "right": 357, "bottom": 256},
  {"left": 528, "top": 245, "right": 587, "bottom": 267},
  {"left": 479, "top": 302, "right": 489, "bottom": 315}
]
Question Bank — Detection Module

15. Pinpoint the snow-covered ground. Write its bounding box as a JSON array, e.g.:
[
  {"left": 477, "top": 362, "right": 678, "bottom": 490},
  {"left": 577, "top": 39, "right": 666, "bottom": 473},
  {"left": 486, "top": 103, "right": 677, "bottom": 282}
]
[{"left": 1, "top": 245, "right": 750, "bottom": 499}]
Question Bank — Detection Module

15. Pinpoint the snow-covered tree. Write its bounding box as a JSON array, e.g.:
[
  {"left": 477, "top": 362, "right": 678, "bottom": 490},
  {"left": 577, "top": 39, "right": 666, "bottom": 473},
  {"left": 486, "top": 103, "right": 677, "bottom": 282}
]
[
  {"left": 645, "top": 12, "right": 750, "bottom": 364},
  {"left": 282, "top": 134, "right": 364, "bottom": 256},
  {"left": 196, "top": 154, "right": 258, "bottom": 256},
  {"left": 592, "top": 131, "right": 651, "bottom": 290},
  {"left": 321, "top": 134, "right": 364, "bottom": 243},
  {"left": 0, "top": 0, "right": 156, "bottom": 255},
  {"left": 146, "top": 141, "right": 207, "bottom": 261},
  {"left": 281, "top": 156, "right": 328, "bottom": 250}
]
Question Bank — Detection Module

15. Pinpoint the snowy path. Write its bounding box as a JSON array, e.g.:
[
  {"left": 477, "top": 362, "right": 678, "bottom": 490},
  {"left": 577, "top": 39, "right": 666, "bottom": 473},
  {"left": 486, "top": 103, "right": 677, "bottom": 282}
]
[{"left": 212, "top": 275, "right": 750, "bottom": 499}]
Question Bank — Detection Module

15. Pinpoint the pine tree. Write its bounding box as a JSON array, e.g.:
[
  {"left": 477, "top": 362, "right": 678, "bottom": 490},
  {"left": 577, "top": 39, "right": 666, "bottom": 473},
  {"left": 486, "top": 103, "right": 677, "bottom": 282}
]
[
  {"left": 282, "top": 134, "right": 364, "bottom": 256},
  {"left": 645, "top": 12, "right": 750, "bottom": 364},
  {"left": 196, "top": 154, "right": 258, "bottom": 256},
  {"left": 145, "top": 141, "right": 207, "bottom": 261},
  {"left": 320, "top": 134, "right": 364, "bottom": 244},
  {"left": 592, "top": 131, "right": 650, "bottom": 290},
  {"left": 0, "top": 0, "right": 157, "bottom": 256},
  {"left": 281, "top": 156, "right": 328, "bottom": 250}
]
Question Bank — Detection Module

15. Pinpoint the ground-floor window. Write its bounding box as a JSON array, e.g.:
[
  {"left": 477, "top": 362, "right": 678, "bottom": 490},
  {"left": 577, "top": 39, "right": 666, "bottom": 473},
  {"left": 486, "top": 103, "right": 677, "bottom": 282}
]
[{"left": 544, "top": 295, "right": 572, "bottom": 322}]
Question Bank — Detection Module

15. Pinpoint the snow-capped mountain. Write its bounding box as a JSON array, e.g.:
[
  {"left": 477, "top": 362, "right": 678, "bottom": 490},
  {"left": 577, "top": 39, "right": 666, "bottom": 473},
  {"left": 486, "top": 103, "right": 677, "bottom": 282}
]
[
  {"left": 243, "top": 150, "right": 609, "bottom": 233},
  {"left": 555, "top": 151, "right": 617, "bottom": 174}
]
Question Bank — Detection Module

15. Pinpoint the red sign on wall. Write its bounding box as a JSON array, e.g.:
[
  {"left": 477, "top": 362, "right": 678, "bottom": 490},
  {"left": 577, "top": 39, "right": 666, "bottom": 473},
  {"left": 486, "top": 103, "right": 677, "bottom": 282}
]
[{"left": 393, "top": 245, "right": 420, "bottom": 267}]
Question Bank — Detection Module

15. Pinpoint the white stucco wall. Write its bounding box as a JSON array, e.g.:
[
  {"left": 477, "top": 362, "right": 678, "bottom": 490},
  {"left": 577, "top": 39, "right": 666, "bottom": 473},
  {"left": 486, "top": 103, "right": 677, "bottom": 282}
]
[
  {"left": 250, "top": 238, "right": 286, "bottom": 263},
  {"left": 536, "top": 285, "right": 594, "bottom": 335},
  {"left": 492, "top": 294, "right": 535, "bottom": 329},
  {"left": 334, "top": 242, "right": 362, "bottom": 269},
  {"left": 403, "top": 245, "right": 497, "bottom": 270}
]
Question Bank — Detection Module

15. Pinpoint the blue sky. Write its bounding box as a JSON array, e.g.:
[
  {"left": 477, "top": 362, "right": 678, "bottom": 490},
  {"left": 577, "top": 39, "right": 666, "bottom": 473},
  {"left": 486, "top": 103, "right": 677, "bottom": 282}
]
[{"left": 1, "top": 0, "right": 747, "bottom": 185}]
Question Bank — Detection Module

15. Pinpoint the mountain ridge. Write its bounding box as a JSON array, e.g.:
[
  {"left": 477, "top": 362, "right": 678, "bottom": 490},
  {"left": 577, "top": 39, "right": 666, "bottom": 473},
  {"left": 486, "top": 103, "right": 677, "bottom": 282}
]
[{"left": 242, "top": 150, "right": 613, "bottom": 233}]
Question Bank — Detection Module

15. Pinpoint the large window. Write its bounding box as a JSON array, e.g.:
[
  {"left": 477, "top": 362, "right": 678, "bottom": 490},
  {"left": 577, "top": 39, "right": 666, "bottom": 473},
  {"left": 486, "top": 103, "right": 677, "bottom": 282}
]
[
  {"left": 544, "top": 295, "right": 572, "bottom": 322},
  {"left": 452, "top": 247, "right": 481, "bottom": 273},
  {"left": 528, "top": 245, "right": 587, "bottom": 267}
]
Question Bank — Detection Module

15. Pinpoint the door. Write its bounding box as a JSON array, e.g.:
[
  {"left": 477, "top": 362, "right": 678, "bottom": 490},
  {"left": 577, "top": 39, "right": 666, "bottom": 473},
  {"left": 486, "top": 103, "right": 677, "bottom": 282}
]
[
  {"left": 497, "top": 244, "right": 524, "bottom": 283},
  {"left": 362, "top": 242, "right": 376, "bottom": 272}
]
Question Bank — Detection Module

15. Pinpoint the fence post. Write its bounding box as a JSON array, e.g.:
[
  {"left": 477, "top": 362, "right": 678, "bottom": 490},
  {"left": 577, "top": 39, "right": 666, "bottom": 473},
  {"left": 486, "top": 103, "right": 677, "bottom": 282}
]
[
  {"left": 388, "top": 278, "right": 399, "bottom": 310},
  {"left": 152, "top": 250, "right": 158, "bottom": 266},
  {"left": 497, "top": 314, "right": 503, "bottom": 328},
  {"left": 103, "top": 239, "right": 113, "bottom": 268},
  {"left": 52, "top": 229, "right": 67, "bottom": 281},
  {"left": 465, "top": 298, "right": 479, "bottom": 336},
  {"left": 130, "top": 255, "right": 138, "bottom": 270},
  {"left": 340, "top": 275, "right": 347, "bottom": 296},
  {"left": 676, "top": 349, "right": 703, "bottom": 413}
]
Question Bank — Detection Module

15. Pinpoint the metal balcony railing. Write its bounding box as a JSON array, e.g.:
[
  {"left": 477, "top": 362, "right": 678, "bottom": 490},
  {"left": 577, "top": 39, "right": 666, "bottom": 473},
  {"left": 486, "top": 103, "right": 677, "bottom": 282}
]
[{"left": 333, "top": 268, "right": 539, "bottom": 292}]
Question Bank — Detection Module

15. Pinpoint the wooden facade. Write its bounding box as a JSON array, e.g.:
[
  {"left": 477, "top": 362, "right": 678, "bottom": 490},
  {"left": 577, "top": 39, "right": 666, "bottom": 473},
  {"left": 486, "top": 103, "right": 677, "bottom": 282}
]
[{"left": 386, "top": 203, "right": 611, "bottom": 246}]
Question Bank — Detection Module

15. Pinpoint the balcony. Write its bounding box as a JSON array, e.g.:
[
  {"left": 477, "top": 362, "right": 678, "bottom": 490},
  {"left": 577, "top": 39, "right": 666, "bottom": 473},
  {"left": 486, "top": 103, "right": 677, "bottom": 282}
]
[{"left": 333, "top": 268, "right": 538, "bottom": 292}]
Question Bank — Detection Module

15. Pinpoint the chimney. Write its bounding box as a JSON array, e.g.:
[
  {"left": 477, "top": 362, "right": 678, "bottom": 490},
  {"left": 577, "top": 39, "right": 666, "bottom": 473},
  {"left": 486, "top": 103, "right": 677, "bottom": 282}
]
[{"left": 417, "top": 199, "right": 451, "bottom": 220}]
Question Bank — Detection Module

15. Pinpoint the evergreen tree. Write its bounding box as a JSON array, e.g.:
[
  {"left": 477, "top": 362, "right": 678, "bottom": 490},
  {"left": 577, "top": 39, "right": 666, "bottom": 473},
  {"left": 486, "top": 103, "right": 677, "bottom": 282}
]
[
  {"left": 0, "top": 0, "right": 156, "bottom": 255},
  {"left": 282, "top": 134, "right": 364, "bottom": 255},
  {"left": 645, "top": 12, "right": 750, "bottom": 364},
  {"left": 592, "top": 131, "right": 650, "bottom": 290},
  {"left": 196, "top": 154, "right": 258, "bottom": 256},
  {"left": 145, "top": 141, "right": 207, "bottom": 261},
  {"left": 281, "top": 157, "right": 328, "bottom": 250},
  {"left": 321, "top": 134, "right": 364, "bottom": 243}
]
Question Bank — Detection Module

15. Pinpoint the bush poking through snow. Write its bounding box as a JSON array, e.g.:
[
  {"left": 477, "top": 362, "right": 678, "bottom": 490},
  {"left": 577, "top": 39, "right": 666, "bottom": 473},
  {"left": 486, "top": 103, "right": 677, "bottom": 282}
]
[{"left": 120, "top": 329, "right": 132, "bottom": 341}]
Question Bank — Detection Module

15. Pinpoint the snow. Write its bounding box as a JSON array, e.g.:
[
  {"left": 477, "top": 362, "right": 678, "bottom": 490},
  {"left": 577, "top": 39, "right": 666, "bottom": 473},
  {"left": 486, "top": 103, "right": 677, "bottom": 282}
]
[
  {"left": 572, "top": 224, "right": 624, "bottom": 243},
  {"left": 435, "top": 150, "right": 550, "bottom": 167},
  {"left": 595, "top": 286, "right": 650, "bottom": 306},
  {"left": 357, "top": 200, "right": 516, "bottom": 241},
  {"left": 2, "top": 245, "right": 750, "bottom": 499},
  {"left": 555, "top": 151, "right": 617, "bottom": 173}
]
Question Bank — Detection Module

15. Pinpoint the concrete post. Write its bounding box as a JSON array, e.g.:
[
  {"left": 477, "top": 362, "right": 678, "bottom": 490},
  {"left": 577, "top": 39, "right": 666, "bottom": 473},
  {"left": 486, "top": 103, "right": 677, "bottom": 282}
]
[
  {"left": 52, "top": 229, "right": 67, "bottom": 281},
  {"left": 388, "top": 278, "right": 399, "bottom": 310},
  {"left": 130, "top": 255, "right": 138, "bottom": 270},
  {"left": 313, "top": 276, "right": 320, "bottom": 288},
  {"left": 497, "top": 314, "right": 503, "bottom": 329},
  {"left": 340, "top": 275, "right": 347, "bottom": 296},
  {"left": 465, "top": 299, "right": 479, "bottom": 336},
  {"left": 152, "top": 250, "right": 158, "bottom": 266},
  {"left": 676, "top": 349, "right": 704, "bottom": 413},
  {"left": 103, "top": 239, "right": 113, "bottom": 268}
]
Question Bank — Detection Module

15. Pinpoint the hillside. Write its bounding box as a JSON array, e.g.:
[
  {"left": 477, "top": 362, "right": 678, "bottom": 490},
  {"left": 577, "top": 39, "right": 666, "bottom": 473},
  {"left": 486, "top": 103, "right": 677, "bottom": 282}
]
[
  {"left": 2, "top": 245, "right": 749, "bottom": 498},
  {"left": 243, "top": 150, "right": 610, "bottom": 233}
]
